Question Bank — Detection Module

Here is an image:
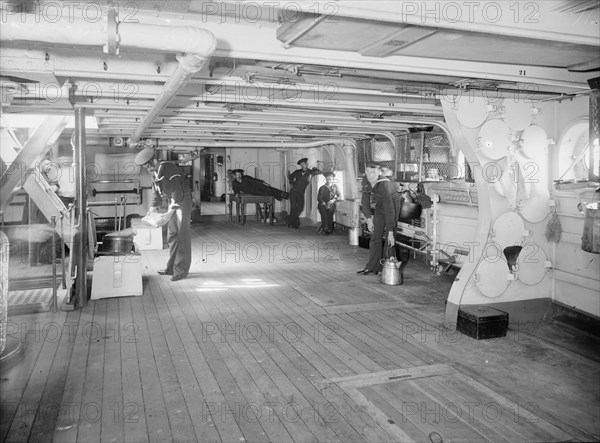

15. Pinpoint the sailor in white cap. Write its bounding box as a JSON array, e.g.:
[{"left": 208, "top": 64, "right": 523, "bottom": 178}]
[{"left": 135, "top": 147, "right": 192, "bottom": 281}]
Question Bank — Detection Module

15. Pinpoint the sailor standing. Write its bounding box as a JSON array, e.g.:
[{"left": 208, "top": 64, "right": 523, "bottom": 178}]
[{"left": 285, "top": 158, "right": 321, "bottom": 228}]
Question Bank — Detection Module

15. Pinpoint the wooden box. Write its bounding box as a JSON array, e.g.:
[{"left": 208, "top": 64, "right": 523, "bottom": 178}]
[
  {"left": 358, "top": 234, "right": 371, "bottom": 249},
  {"left": 457, "top": 305, "right": 508, "bottom": 340},
  {"left": 91, "top": 254, "right": 143, "bottom": 300},
  {"left": 131, "top": 220, "right": 163, "bottom": 250}
]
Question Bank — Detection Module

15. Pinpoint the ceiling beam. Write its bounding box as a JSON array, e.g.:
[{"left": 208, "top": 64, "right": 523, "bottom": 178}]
[
  {"left": 246, "top": 0, "right": 600, "bottom": 45},
  {"left": 199, "top": 19, "right": 594, "bottom": 92}
]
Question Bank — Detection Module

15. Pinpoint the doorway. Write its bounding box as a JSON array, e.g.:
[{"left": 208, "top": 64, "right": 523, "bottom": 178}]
[{"left": 198, "top": 151, "right": 227, "bottom": 216}]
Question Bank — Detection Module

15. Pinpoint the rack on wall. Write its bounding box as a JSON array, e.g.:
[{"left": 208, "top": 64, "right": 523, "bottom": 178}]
[{"left": 398, "top": 130, "right": 453, "bottom": 182}]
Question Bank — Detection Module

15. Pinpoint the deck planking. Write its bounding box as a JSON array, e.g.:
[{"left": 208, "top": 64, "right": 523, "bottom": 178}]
[{"left": 1, "top": 218, "right": 599, "bottom": 442}]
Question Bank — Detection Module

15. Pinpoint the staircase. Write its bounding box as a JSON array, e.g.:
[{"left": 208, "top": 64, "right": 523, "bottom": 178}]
[
  {"left": 1, "top": 122, "right": 74, "bottom": 240},
  {"left": 1, "top": 120, "right": 75, "bottom": 292}
]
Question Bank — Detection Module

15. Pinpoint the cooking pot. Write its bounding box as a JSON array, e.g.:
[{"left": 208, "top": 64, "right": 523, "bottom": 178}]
[
  {"left": 102, "top": 233, "right": 135, "bottom": 254},
  {"left": 380, "top": 257, "right": 403, "bottom": 285}
]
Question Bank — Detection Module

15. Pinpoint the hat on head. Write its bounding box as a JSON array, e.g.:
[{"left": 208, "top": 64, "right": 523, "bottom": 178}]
[
  {"left": 365, "top": 161, "right": 382, "bottom": 168},
  {"left": 134, "top": 146, "right": 155, "bottom": 165},
  {"left": 297, "top": 158, "right": 308, "bottom": 165},
  {"left": 232, "top": 169, "right": 244, "bottom": 174}
]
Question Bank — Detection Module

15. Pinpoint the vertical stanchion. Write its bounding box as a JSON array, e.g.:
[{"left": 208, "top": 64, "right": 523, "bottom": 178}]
[
  {"left": 60, "top": 213, "right": 66, "bottom": 289},
  {"left": 51, "top": 217, "right": 57, "bottom": 312},
  {"left": 0, "top": 232, "right": 8, "bottom": 355},
  {"left": 74, "top": 107, "right": 88, "bottom": 307}
]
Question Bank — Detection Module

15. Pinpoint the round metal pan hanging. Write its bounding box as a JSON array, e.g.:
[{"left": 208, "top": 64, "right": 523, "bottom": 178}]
[
  {"left": 492, "top": 211, "right": 526, "bottom": 249},
  {"left": 475, "top": 258, "right": 510, "bottom": 298},
  {"left": 519, "top": 185, "right": 550, "bottom": 224},
  {"left": 478, "top": 119, "right": 512, "bottom": 160},
  {"left": 520, "top": 125, "right": 548, "bottom": 159},
  {"left": 516, "top": 243, "right": 548, "bottom": 285},
  {"left": 456, "top": 97, "right": 490, "bottom": 129}
]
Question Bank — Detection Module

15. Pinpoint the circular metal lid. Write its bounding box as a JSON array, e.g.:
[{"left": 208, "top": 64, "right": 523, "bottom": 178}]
[
  {"left": 456, "top": 97, "right": 490, "bottom": 128},
  {"left": 502, "top": 100, "right": 533, "bottom": 131},
  {"left": 478, "top": 119, "right": 512, "bottom": 160},
  {"left": 519, "top": 185, "right": 550, "bottom": 223},
  {"left": 520, "top": 125, "right": 548, "bottom": 159},
  {"left": 516, "top": 242, "right": 548, "bottom": 285},
  {"left": 557, "top": 118, "right": 589, "bottom": 181},
  {"left": 475, "top": 258, "right": 510, "bottom": 298},
  {"left": 492, "top": 211, "right": 526, "bottom": 249}
]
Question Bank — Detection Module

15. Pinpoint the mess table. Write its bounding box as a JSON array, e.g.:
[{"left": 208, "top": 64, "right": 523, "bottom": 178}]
[{"left": 228, "top": 194, "right": 275, "bottom": 226}]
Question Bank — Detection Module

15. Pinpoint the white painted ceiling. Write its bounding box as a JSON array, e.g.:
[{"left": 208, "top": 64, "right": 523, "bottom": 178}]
[{"left": 1, "top": 0, "right": 599, "bottom": 150}]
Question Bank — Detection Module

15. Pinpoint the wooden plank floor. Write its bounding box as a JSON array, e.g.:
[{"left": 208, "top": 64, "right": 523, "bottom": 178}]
[{"left": 1, "top": 218, "right": 599, "bottom": 442}]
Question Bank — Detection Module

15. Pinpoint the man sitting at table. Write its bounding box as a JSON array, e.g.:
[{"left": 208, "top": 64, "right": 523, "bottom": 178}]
[
  {"left": 232, "top": 169, "right": 289, "bottom": 222},
  {"left": 231, "top": 169, "right": 289, "bottom": 200}
]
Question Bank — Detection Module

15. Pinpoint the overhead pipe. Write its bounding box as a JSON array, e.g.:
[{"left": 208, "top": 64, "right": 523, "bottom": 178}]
[
  {"left": 0, "top": 9, "right": 217, "bottom": 145},
  {"left": 129, "top": 51, "right": 214, "bottom": 144},
  {"left": 158, "top": 138, "right": 354, "bottom": 149},
  {"left": 0, "top": 11, "right": 216, "bottom": 54}
]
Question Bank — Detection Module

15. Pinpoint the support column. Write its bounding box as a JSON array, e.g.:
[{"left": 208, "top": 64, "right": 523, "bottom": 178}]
[
  {"left": 74, "top": 108, "right": 88, "bottom": 307},
  {"left": 589, "top": 89, "right": 599, "bottom": 181}
]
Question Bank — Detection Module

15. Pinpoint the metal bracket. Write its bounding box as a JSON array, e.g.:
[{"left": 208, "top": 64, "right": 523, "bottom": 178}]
[{"left": 105, "top": 9, "right": 119, "bottom": 55}]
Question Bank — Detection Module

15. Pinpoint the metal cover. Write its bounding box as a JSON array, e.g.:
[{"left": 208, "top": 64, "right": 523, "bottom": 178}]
[
  {"left": 492, "top": 211, "right": 526, "bottom": 249},
  {"left": 502, "top": 99, "right": 533, "bottom": 131},
  {"left": 456, "top": 97, "right": 490, "bottom": 128},
  {"left": 478, "top": 119, "right": 512, "bottom": 160},
  {"left": 520, "top": 125, "right": 548, "bottom": 159},
  {"left": 517, "top": 243, "right": 548, "bottom": 285},
  {"left": 475, "top": 258, "right": 510, "bottom": 298},
  {"left": 519, "top": 185, "right": 550, "bottom": 224}
]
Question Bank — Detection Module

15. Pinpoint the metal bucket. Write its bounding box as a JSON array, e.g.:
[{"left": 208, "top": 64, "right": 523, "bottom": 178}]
[
  {"left": 380, "top": 257, "right": 403, "bottom": 285},
  {"left": 348, "top": 227, "right": 359, "bottom": 246},
  {"left": 400, "top": 191, "right": 422, "bottom": 221},
  {"left": 580, "top": 202, "right": 600, "bottom": 254},
  {"left": 102, "top": 234, "right": 135, "bottom": 254}
]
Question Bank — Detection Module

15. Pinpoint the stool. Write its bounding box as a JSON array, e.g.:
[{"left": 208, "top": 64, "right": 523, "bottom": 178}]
[{"left": 228, "top": 194, "right": 241, "bottom": 223}]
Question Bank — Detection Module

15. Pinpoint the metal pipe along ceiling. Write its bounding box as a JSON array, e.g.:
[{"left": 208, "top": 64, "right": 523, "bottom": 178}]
[{"left": 0, "top": 12, "right": 217, "bottom": 145}]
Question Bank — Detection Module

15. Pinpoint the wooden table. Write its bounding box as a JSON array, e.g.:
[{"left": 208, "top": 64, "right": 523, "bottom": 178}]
[{"left": 229, "top": 194, "right": 275, "bottom": 226}]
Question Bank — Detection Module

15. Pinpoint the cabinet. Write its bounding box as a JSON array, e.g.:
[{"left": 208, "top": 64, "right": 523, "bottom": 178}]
[{"left": 397, "top": 131, "right": 452, "bottom": 182}]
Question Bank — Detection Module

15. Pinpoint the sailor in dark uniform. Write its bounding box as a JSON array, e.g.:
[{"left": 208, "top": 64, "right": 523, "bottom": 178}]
[
  {"left": 135, "top": 147, "right": 191, "bottom": 281},
  {"left": 285, "top": 158, "right": 322, "bottom": 228},
  {"left": 317, "top": 171, "right": 339, "bottom": 234},
  {"left": 357, "top": 162, "right": 397, "bottom": 275},
  {"left": 381, "top": 165, "right": 403, "bottom": 228}
]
